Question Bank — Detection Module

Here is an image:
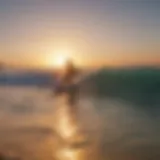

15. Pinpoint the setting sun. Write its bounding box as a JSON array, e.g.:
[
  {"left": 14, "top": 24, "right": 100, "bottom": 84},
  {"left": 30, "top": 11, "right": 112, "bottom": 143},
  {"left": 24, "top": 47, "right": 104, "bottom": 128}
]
[
  {"left": 54, "top": 55, "right": 69, "bottom": 67},
  {"left": 45, "top": 47, "right": 83, "bottom": 69},
  {"left": 46, "top": 55, "right": 69, "bottom": 69},
  {"left": 46, "top": 49, "right": 72, "bottom": 68}
]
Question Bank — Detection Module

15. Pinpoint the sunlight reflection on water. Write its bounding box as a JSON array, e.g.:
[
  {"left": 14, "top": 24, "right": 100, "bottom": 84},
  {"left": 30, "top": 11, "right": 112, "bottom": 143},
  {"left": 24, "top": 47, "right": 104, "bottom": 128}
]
[{"left": 0, "top": 87, "right": 159, "bottom": 160}]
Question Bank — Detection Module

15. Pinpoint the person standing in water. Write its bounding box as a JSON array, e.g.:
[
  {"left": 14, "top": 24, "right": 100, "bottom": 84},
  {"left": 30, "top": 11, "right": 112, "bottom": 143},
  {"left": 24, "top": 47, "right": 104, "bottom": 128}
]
[
  {"left": 54, "top": 58, "right": 80, "bottom": 106},
  {"left": 54, "top": 59, "right": 88, "bottom": 145}
]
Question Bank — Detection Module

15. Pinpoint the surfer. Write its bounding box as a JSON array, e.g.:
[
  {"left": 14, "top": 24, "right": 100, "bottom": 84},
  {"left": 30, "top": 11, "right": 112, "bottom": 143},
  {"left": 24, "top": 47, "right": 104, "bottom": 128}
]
[
  {"left": 54, "top": 58, "right": 80, "bottom": 106},
  {"left": 53, "top": 59, "right": 89, "bottom": 147}
]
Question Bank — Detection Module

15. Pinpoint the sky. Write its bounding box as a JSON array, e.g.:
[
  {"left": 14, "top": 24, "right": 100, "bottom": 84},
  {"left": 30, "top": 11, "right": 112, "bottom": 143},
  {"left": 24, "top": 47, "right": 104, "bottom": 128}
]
[{"left": 0, "top": 0, "right": 160, "bottom": 68}]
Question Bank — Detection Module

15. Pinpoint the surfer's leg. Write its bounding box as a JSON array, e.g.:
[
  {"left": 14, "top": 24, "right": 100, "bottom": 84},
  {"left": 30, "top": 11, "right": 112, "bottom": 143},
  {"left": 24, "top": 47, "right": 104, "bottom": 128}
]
[
  {"left": 54, "top": 84, "right": 64, "bottom": 96},
  {"left": 67, "top": 84, "right": 79, "bottom": 113}
]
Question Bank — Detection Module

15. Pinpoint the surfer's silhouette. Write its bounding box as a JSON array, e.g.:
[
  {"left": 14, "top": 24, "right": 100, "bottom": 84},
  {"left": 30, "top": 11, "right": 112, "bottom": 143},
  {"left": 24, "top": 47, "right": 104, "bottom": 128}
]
[
  {"left": 54, "top": 58, "right": 80, "bottom": 107},
  {"left": 53, "top": 59, "right": 89, "bottom": 147}
]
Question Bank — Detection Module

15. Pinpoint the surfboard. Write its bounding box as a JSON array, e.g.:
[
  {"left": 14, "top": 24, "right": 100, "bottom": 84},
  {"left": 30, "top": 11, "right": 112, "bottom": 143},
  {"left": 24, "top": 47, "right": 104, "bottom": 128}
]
[{"left": 51, "top": 69, "right": 98, "bottom": 93}]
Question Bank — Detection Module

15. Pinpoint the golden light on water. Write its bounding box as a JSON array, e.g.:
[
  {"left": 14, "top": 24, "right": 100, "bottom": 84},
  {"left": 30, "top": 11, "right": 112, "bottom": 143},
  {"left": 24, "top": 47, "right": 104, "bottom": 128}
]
[{"left": 57, "top": 147, "right": 85, "bottom": 160}]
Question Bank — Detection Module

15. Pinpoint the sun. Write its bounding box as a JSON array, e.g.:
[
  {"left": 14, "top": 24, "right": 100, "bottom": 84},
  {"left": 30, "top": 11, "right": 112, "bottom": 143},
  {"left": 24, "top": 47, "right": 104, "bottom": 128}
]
[
  {"left": 46, "top": 54, "right": 68, "bottom": 68},
  {"left": 46, "top": 48, "right": 80, "bottom": 68},
  {"left": 54, "top": 55, "right": 69, "bottom": 67}
]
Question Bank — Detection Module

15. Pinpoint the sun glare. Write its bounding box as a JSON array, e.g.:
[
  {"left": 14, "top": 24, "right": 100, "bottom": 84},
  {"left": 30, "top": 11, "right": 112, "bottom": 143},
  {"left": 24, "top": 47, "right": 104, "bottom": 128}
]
[
  {"left": 49, "top": 48, "right": 75, "bottom": 68},
  {"left": 46, "top": 48, "right": 81, "bottom": 68},
  {"left": 55, "top": 55, "right": 69, "bottom": 67},
  {"left": 47, "top": 49, "right": 71, "bottom": 68}
]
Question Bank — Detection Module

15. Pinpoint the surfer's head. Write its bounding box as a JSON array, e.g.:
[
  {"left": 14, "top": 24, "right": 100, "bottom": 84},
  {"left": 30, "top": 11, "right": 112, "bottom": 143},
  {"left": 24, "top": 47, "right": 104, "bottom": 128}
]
[{"left": 65, "top": 58, "right": 74, "bottom": 68}]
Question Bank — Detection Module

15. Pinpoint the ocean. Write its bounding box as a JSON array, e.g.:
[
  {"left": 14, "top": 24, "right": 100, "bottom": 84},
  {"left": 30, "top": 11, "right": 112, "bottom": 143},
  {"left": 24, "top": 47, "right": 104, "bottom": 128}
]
[{"left": 0, "top": 85, "right": 159, "bottom": 160}]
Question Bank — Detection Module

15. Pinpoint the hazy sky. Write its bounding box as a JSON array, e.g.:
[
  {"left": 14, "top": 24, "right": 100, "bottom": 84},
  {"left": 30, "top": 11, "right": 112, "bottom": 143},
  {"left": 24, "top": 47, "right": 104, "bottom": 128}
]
[{"left": 0, "top": 0, "right": 160, "bottom": 68}]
